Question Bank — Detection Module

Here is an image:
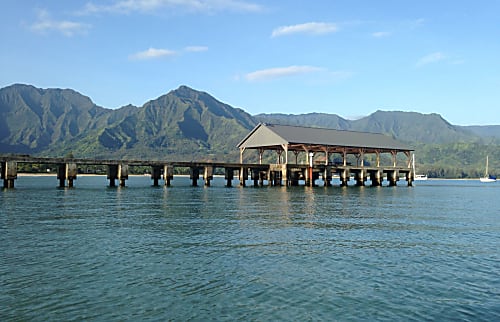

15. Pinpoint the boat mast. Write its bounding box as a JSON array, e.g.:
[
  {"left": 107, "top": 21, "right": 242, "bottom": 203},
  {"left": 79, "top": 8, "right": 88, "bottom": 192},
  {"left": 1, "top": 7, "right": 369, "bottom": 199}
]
[{"left": 485, "top": 155, "right": 489, "bottom": 176}]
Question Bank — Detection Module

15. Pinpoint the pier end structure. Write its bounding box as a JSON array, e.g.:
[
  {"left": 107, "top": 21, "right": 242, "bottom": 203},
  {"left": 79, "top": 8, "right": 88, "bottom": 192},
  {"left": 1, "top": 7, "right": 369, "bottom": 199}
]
[{"left": 237, "top": 123, "right": 414, "bottom": 186}]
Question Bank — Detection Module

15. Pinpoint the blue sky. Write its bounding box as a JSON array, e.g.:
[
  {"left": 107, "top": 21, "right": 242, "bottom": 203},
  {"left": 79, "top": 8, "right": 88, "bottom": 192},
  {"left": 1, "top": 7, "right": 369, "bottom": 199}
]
[{"left": 1, "top": 0, "right": 499, "bottom": 125}]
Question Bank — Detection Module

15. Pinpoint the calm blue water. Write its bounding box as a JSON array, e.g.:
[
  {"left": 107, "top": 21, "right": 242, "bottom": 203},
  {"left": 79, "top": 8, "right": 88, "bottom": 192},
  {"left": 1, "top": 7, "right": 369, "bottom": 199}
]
[{"left": 1, "top": 176, "right": 499, "bottom": 321}]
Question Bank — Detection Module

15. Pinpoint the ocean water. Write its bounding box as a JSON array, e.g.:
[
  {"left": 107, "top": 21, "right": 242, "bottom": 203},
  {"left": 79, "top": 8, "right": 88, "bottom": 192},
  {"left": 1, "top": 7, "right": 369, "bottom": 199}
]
[{"left": 1, "top": 176, "right": 499, "bottom": 321}]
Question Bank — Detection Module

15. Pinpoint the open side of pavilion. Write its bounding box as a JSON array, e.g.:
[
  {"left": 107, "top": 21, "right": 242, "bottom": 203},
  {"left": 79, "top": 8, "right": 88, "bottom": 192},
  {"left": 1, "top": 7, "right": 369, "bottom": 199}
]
[{"left": 237, "top": 123, "right": 415, "bottom": 186}]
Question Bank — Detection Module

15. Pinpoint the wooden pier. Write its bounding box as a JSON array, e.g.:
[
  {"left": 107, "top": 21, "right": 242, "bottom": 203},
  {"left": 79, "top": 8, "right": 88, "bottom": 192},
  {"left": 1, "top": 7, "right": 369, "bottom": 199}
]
[{"left": 1, "top": 155, "right": 412, "bottom": 189}]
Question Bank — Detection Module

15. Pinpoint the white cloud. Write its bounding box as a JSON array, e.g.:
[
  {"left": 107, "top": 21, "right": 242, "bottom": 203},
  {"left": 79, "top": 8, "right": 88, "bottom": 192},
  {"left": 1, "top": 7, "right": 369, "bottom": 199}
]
[
  {"left": 81, "top": 0, "right": 263, "bottom": 15},
  {"left": 271, "top": 22, "right": 337, "bottom": 37},
  {"left": 245, "top": 65, "right": 324, "bottom": 81},
  {"left": 184, "top": 46, "right": 209, "bottom": 52},
  {"left": 30, "top": 9, "right": 90, "bottom": 36},
  {"left": 372, "top": 31, "right": 391, "bottom": 38},
  {"left": 130, "top": 47, "right": 177, "bottom": 60},
  {"left": 416, "top": 52, "right": 446, "bottom": 67}
]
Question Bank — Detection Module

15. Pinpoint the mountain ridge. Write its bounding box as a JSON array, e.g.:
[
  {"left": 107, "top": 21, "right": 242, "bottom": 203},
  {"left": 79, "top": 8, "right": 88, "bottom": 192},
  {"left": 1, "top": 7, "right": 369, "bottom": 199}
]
[{"left": 1, "top": 83, "right": 499, "bottom": 178}]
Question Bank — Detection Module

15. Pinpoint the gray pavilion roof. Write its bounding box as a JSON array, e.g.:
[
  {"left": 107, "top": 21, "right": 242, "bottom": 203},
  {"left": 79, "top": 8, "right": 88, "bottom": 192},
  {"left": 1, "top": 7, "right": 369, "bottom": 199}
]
[{"left": 237, "top": 123, "right": 413, "bottom": 152}]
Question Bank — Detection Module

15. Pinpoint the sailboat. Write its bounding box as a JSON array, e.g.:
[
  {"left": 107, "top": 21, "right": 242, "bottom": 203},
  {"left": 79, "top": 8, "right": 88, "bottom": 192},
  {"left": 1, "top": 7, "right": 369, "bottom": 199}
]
[
  {"left": 480, "top": 155, "right": 496, "bottom": 182},
  {"left": 413, "top": 154, "right": 428, "bottom": 181}
]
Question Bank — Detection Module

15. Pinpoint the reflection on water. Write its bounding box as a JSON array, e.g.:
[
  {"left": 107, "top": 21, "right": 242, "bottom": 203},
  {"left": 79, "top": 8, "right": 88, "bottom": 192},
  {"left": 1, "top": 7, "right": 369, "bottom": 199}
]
[{"left": 1, "top": 176, "right": 500, "bottom": 321}]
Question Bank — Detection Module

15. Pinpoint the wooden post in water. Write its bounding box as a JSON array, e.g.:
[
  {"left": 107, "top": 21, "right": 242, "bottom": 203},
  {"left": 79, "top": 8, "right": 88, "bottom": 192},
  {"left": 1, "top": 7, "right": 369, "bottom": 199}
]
[
  {"left": 387, "top": 170, "right": 399, "bottom": 186},
  {"left": 204, "top": 166, "right": 213, "bottom": 186},
  {"left": 190, "top": 167, "right": 200, "bottom": 186},
  {"left": 340, "top": 169, "right": 349, "bottom": 187},
  {"left": 355, "top": 169, "right": 365, "bottom": 186},
  {"left": 1, "top": 161, "right": 17, "bottom": 189},
  {"left": 406, "top": 171, "right": 413, "bottom": 187},
  {"left": 324, "top": 166, "right": 332, "bottom": 187},
  {"left": 251, "top": 168, "right": 259, "bottom": 187},
  {"left": 224, "top": 168, "right": 234, "bottom": 187},
  {"left": 107, "top": 165, "right": 118, "bottom": 187},
  {"left": 118, "top": 163, "right": 129, "bottom": 187},
  {"left": 239, "top": 167, "right": 248, "bottom": 187},
  {"left": 57, "top": 163, "right": 77, "bottom": 188},
  {"left": 151, "top": 166, "right": 162, "bottom": 187},
  {"left": 370, "top": 170, "right": 382, "bottom": 186},
  {"left": 164, "top": 165, "right": 174, "bottom": 186}
]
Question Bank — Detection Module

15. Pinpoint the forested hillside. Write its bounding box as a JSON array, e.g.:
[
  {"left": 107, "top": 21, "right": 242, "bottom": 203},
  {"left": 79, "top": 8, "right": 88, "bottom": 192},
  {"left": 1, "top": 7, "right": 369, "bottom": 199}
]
[{"left": 1, "top": 84, "right": 499, "bottom": 178}]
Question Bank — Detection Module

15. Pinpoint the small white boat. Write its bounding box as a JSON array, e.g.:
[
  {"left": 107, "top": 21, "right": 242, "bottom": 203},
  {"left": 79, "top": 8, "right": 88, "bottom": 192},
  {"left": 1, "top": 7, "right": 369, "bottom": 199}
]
[
  {"left": 415, "top": 174, "right": 428, "bottom": 181},
  {"left": 480, "top": 155, "right": 496, "bottom": 182},
  {"left": 413, "top": 154, "right": 428, "bottom": 181}
]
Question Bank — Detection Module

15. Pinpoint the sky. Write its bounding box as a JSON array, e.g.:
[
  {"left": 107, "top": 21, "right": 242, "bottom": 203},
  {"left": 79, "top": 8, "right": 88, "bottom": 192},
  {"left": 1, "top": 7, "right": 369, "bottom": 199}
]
[{"left": 1, "top": 0, "right": 499, "bottom": 126}]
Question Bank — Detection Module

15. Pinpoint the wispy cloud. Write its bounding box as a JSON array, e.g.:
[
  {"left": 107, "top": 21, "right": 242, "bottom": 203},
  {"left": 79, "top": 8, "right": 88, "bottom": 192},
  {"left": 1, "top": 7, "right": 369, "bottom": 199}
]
[
  {"left": 410, "top": 18, "right": 425, "bottom": 29},
  {"left": 416, "top": 52, "right": 446, "bottom": 67},
  {"left": 130, "top": 47, "right": 177, "bottom": 60},
  {"left": 271, "top": 22, "right": 337, "bottom": 37},
  {"left": 30, "top": 9, "right": 90, "bottom": 36},
  {"left": 184, "top": 46, "right": 208, "bottom": 52},
  {"left": 81, "top": 0, "right": 263, "bottom": 15},
  {"left": 245, "top": 65, "right": 324, "bottom": 81},
  {"left": 372, "top": 31, "right": 391, "bottom": 38}
]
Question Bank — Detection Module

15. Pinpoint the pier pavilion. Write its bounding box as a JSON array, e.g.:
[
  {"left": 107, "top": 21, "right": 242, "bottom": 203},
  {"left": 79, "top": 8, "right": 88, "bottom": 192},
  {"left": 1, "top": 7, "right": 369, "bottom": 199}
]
[{"left": 237, "top": 123, "right": 414, "bottom": 186}]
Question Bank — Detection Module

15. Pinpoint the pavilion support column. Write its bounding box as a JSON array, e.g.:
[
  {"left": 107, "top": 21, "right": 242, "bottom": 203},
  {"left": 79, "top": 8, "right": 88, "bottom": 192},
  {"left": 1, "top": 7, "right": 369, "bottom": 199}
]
[
  {"left": 276, "top": 150, "right": 283, "bottom": 164},
  {"left": 239, "top": 148, "right": 245, "bottom": 164},
  {"left": 293, "top": 151, "right": 300, "bottom": 164},
  {"left": 2, "top": 161, "right": 17, "bottom": 189},
  {"left": 281, "top": 144, "right": 288, "bottom": 165},
  {"left": 164, "top": 165, "right": 174, "bottom": 186},
  {"left": 151, "top": 166, "right": 162, "bottom": 187}
]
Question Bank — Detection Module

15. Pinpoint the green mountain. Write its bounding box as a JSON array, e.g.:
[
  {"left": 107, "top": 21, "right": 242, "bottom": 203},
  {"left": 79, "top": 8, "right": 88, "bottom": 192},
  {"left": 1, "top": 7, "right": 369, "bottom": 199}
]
[
  {"left": 256, "top": 110, "right": 481, "bottom": 144},
  {"left": 461, "top": 125, "right": 500, "bottom": 140},
  {"left": 0, "top": 84, "right": 255, "bottom": 161},
  {"left": 254, "top": 112, "right": 351, "bottom": 130},
  {"left": 1, "top": 83, "right": 499, "bottom": 177}
]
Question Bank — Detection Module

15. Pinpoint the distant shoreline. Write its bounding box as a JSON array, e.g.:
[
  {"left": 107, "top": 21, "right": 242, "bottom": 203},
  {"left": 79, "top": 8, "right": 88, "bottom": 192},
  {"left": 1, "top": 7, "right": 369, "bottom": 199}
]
[{"left": 15, "top": 173, "right": 481, "bottom": 180}]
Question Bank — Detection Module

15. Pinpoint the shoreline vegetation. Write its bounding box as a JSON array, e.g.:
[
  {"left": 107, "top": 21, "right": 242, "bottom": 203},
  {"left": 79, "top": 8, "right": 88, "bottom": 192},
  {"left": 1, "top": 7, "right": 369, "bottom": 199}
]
[{"left": 15, "top": 173, "right": 482, "bottom": 180}]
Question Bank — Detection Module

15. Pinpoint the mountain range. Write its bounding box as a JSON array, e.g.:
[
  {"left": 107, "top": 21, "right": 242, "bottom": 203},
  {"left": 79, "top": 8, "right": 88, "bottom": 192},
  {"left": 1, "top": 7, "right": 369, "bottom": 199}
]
[{"left": 1, "top": 83, "right": 499, "bottom": 177}]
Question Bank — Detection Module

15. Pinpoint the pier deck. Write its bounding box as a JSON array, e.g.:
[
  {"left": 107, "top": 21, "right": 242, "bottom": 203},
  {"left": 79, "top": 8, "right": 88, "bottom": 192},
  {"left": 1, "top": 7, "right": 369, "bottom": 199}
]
[{"left": 1, "top": 155, "right": 412, "bottom": 188}]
